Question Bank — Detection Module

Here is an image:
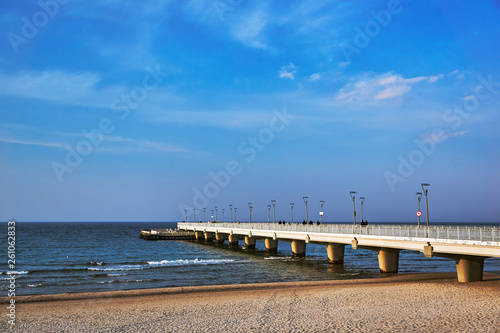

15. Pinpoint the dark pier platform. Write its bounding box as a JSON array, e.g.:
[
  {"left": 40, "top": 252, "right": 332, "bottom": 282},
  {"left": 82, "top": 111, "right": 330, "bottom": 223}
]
[{"left": 140, "top": 228, "right": 196, "bottom": 241}]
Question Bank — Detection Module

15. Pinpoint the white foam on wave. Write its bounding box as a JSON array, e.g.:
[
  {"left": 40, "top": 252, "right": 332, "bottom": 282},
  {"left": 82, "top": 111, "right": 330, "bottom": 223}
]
[
  {"left": 147, "top": 258, "right": 239, "bottom": 266},
  {"left": 87, "top": 265, "right": 143, "bottom": 272}
]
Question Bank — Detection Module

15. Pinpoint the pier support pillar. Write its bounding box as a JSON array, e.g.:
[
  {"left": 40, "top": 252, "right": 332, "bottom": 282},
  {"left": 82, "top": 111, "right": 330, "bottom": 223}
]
[
  {"left": 228, "top": 234, "right": 239, "bottom": 246},
  {"left": 244, "top": 236, "right": 256, "bottom": 249},
  {"left": 291, "top": 240, "right": 306, "bottom": 257},
  {"left": 455, "top": 256, "right": 484, "bottom": 282},
  {"left": 377, "top": 248, "right": 400, "bottom": 273},
  {"left": 204, "top": 232, "right": 214, "bottom": 242},
  {"left": 195, "top": 231, "right": 204, "bottom": 241},
  {"left": 264, "top": 238, "right": 278, "bottom": 253},
  {"left": 215, "top": 233, "right": 225, "bottom": 244},
  {"left": 327, "top": 244, "right": 345, "bottom": 264}
]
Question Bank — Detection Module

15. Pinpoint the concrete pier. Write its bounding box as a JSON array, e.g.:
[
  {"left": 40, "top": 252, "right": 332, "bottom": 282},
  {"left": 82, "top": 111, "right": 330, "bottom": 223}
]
[
  {"left": 179, "top": 222, "right": 500, "bottom": 283},
  {"left": 377, "top": 248, "right": 400, "bottom": 273},
  {"left": 327, "top": 244, "right": 345, "bottom": 264},
  {"left": 265, "top": 238, "right": 278, "bottom": 253},
  {"left": 455, "top": 256, "right": 484, "bottom": 283},
  {"left": 195, "top": 231, "right": 204, "bottom": 241},
  {"left": 215, "top": 233, "right": 225, "bottom": 244},
  {"left": 228, "top": 234, "right": 239, "bottom": 246},
  {"left": 291, "top": 240, "right": 306, "bottom": 257},
  {"left": 245, "top": 236, "right": 256, "bottom": 249},
  {"left": 204, "top": 232, "right": 214, "bottom": 242}
]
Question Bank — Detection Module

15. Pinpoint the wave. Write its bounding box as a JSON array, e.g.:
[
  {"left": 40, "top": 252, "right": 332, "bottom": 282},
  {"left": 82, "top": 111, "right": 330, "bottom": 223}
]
[
  {"left": 146, "top": 258, "right": 241, "bottom": 267},
  {"left": 87, "top": 265, "right": 143, "bottom": 272}
]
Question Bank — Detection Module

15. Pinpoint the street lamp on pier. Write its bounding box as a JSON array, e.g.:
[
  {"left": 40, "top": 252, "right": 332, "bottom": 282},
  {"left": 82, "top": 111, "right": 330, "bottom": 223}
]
[
  {"left": 234, "top": 207, "right": 237, "bottom": 222},
  {"left": 359, "top": 197, "right": 365, "bottom": 224},
  {"left": 303, "top": 197, "right": 309, "bottom": 223},
  {"left": 319, "top": 200, "right": 324, "bottom": 224},
  {"left": 267, "top": 205, "right": 271, "bottom": 223},
  {"left": 290, "top": 203, "right": 294, "bottom": 224},
  {"left": 214, "top": 206, "right": 218, "bottom": 222},
  {"left": 203, "top": 208, "right": 206, "bottom": 223},
  {"left": 271, "top": 200, "right": 276, "bottom": 223},
  {"left": 248, "top": 203, "right": 253, "bottom": 223},
  {"left": 222, "top": 208, "right": 225, "bottom": 223},
  {"left": 193, "top": 209, "right": 196, "bottom": 223},
  {"left": 421, "top": 184, "right": 430, "bottom": 228},
  {"left": 349, "top": 191, "right": 356, "bottom": 225},
  {"left": 211, "top": 210, "right": 214, "bottom": 222},
  {"left": 229, "top": 205, "right": 233, "bottom": 223}
]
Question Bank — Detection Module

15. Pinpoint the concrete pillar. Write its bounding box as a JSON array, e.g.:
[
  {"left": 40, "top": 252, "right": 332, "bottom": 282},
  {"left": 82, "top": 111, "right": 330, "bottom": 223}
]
[
  {"left": 228, "top": 234, "right": 239, "bottom": 246},
  {"left": 455, "top": 256, "right": 484, "bottom": 282},
  {"left": 215, "top": 233, "right": 225, "bottom": 244},
  {"left": 195, "top": 231, "right": 204, "bottom": 241},
  {"left": 377, "top": 248, "right": 400, "bottom": 273},
  {"left": 291, "top": 240, "right": 306, "bottom": 257},
  {"left": 264, "top": 238, "right": 278, "bottom": 253},
  {"left": 244, "top": 236, "right": 256, "bottom": 249},
  {"left": 204, "top": 232, "right": 214, "bottom": 242},
  {"left": 327, "top": 244, "right": 345, "bottom": 264}
]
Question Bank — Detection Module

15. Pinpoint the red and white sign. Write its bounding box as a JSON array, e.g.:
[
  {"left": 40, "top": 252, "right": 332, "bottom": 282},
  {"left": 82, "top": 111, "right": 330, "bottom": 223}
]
[{"left": 416, "top": 211, "right": 422, "bottom": 217}]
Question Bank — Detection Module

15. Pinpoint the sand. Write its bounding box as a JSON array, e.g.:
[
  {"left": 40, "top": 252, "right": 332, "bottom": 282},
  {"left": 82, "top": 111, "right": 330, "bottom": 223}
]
[{"left": 2, "top": 273, "right": 499, "bottom": 332}]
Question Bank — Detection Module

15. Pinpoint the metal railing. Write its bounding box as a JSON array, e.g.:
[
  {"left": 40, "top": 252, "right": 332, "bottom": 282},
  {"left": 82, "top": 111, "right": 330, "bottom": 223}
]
[{"left": 178, "top": 222, "right": 499, "bottom": 242}]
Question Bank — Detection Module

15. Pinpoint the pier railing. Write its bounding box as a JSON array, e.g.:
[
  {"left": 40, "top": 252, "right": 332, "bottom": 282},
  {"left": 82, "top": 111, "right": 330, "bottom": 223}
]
[{"left": 178, "top": 222, "right": 499, "bottom": 242}]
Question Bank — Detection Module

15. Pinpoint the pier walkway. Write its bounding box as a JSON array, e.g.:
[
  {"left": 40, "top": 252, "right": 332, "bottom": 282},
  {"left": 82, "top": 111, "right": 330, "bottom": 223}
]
[{"left": 178, "top": 222, "right": 500, "bottom": 282}]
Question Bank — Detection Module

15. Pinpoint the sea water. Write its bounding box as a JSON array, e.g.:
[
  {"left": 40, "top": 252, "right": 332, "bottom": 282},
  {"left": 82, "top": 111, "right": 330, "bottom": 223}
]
[{"left": 1, "top": 222, "right": 498, "bottom": 296}]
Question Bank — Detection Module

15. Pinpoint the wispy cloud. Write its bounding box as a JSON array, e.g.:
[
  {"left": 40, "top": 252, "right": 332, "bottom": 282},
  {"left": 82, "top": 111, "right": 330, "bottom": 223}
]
[
  {"left": 336, "top": 72, "right": 446, "bottom": 104},
  {"left": 0, "top": 125, "right": 191, "bottom": 154},
  {"left": 279, "top": 63, "right": 297, "bottom": 80},
  {"left": 308, "top": 73, "right": 321, "bottom": 82},
  {"left": 422, "top": 130, "right": 468, "bottom": 143}
]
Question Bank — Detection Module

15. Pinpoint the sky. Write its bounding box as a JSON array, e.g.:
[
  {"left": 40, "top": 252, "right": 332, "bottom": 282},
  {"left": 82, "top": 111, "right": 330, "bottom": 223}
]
[{"left": 0, "top": 0, "right": 499, "bottom": 223}]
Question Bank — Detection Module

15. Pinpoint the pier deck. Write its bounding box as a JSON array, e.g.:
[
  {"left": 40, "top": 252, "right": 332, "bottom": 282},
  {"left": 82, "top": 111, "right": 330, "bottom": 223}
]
[{"left": 140, "top": 228, "right": 196, "bottom": 240}]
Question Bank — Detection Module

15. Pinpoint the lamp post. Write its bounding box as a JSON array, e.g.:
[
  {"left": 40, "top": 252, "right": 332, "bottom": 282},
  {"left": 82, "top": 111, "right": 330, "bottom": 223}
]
[
  {"left": 193, "top": 209, "right": 196, "bottom": 223},
  {"left": 203, "top": 208, "right": 206, "bottom": 223},
  {"left": 214, "top": 206, "right": 218, "bottom": 222},
  {"left": 303, "top": 196, "right": 308, "bottom": 223},
  {"left": 222, "top": 208, "right": 225, "bottom": 223},
  {"left": 248, "top": 203, "right": 253, "bottom": 223},
  {"left": 290, "top": 203, "right": 294, "bottom": 224},
  {"left": 319, "top": 200, "right": 324, "bottom": 224},
  {"left": 271, "top": 200, "right": 276, "bottom": 223},
  {"left": 421, "top": 184, "right": 430, "bottom": 228},
  {"left": 350, "top": 191, "right": 356, "bottom": 225},
  {"left": 184, "top": 209, "right": 187, "bottom": 222},
  {"left": 229, "top": 205, "right": 233, "bottom": 223},
  {"left": 360, "top": 196, "right": 366, "bottom": 222},
  {"left": 234, "top": 207, "right": 237, "bottom": 222},
  {"left": 415, "top": 192, "right": 422, "bottom": 227},
  {"left": 211, "top": 210, "right": 214, "bottom": 222},
  {"left": 267, "top": 205, "right": 271, "bottom": 223}
]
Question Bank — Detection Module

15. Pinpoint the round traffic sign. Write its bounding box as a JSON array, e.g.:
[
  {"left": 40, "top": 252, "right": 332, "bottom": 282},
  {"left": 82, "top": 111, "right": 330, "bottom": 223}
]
[{"left": 416, "top": 211, "right": 422, "bottom": 217}]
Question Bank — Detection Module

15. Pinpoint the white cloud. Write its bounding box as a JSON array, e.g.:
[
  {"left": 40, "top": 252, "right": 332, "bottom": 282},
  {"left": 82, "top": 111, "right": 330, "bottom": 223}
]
[
  {"left": 308, "top": 73, "right": 321, "bottom": 82},
  {"left": 338, "top": 61, "right": 350, "bottom": 68},
  {"left": 279, "top": 63, "right": 298, "bottom": 80},
  {"left": 0, "top": 125, "right": 190, "bottom": 154},
  {"left": 422, "top": 130, "right": 468, "bottom": 143},
  {"left": 336, "top": 72, "right": 445, "bottom": 104}
]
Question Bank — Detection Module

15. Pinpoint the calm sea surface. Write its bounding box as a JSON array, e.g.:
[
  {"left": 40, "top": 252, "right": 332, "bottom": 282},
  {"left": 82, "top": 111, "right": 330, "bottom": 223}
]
[{"left": 1, "top": 222, "right": 499, "bottom": 296}]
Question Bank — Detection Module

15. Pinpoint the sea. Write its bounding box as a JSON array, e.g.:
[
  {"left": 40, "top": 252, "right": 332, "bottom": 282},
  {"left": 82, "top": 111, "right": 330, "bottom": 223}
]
[{"left": 1, "top": 222, "right": 499, "bottom": 296}]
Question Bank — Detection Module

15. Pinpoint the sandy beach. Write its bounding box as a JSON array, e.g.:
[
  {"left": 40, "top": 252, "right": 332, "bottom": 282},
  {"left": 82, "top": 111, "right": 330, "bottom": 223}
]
[{"left": 2, "top": 273, "right": 499, "bottom": 332}]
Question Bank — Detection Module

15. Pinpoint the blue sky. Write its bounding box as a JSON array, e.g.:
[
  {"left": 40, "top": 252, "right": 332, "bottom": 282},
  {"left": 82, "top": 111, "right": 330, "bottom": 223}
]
[{"left": 1, "top": 0, "right": 499, "bottom": 222}]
